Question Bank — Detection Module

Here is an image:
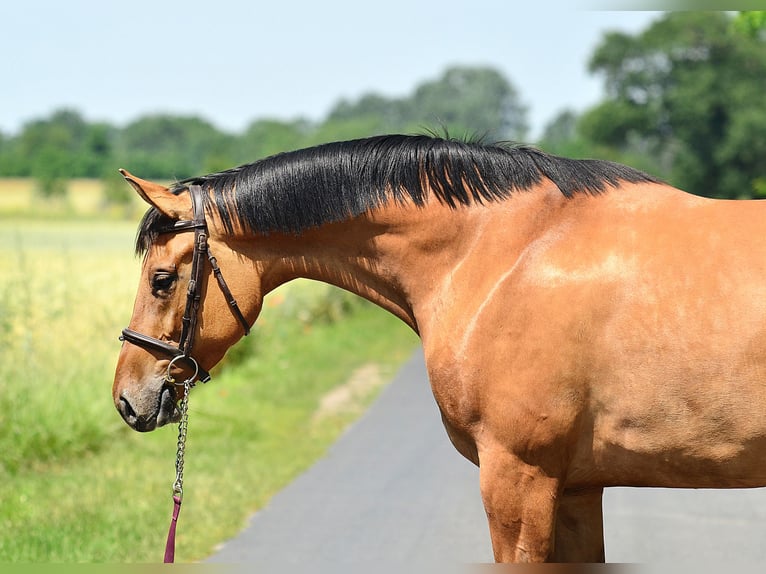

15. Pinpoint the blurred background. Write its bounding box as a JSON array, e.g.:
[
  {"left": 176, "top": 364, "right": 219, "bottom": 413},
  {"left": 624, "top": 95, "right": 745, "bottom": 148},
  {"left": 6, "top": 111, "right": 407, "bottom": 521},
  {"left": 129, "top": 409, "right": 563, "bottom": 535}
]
[{"left": 1, "top": 2, "right": 765, "bottom": 563}]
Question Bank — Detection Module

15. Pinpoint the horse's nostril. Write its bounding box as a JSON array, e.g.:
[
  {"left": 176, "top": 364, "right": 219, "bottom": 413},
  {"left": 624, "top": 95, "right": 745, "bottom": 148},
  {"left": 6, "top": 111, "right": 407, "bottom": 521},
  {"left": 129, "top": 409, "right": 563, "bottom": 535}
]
[{"left": 118, "top": 395, "right": 137, "bottom": 423}]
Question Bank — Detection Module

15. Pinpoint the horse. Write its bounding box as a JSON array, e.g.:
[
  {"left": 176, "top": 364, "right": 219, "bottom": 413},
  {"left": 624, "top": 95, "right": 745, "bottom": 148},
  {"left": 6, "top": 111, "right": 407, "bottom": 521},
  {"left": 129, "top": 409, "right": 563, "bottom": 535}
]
[{"left": 113, "top": 134, "right": 766, "bottom": 562}]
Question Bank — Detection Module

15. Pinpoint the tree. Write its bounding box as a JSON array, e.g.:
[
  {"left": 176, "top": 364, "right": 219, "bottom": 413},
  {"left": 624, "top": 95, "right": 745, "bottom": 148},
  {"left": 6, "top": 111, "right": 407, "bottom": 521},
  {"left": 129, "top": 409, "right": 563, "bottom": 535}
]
[
  {"left": 236, "top": 118, "right": 312, "bottom": 164},
  {"left": 582, "top": 12, "right": 766, "bottom": 198},
  {"left": 734, "top": 11, "right": 766, "bottom": 39},
  {"left": 16, "top": 109, "right": 93, "bottom": 197},
  {"left": 538, "top": 109, "right": 667, "bottom": 178},
  {"left": 539, "top": 110, "right": 580, "bottom": 151},
  {"left": 117, "top": 115, "right": 234, "bottom": 179},
  {"left": 0, "top": 130, "right": 10, "bottom": 174},
  {"left": 83, "top": 122, "right": 116, "bottom": 176},
  {"left": 409, "top": 66, "right": 528, "bottom": 141},
  {"left": 327, "top": 93, "right": 406, "bottom": 133},
  {"left": 325, "top": 66, "right": 529, "bottom": 142}
]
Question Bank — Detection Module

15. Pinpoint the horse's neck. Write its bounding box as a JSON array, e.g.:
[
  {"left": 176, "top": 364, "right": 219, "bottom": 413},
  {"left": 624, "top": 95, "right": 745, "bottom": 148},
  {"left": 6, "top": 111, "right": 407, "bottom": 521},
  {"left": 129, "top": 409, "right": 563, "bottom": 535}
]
[
  {"left": 249, "top": 200, "right": 483, "bottom": 334},
  {"left": 248, "top": 188, "right": 562, "bottom": 336}
]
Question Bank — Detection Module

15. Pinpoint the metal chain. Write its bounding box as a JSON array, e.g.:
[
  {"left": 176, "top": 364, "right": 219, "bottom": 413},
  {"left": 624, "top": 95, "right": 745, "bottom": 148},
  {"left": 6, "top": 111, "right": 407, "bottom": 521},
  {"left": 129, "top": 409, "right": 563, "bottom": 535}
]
[{"left": 172, "top": 379, "right": 192, "bottom": 499}]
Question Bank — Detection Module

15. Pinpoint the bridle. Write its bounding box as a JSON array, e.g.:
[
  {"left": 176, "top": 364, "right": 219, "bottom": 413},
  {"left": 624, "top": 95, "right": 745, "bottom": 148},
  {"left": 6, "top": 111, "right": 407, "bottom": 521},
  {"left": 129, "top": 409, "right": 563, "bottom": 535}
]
[
  {"left": 119, "top": 184, "right": 251, "bottom": 385},
  {"left": 118, "top": 184, "right": 251, "bottom": 563}
]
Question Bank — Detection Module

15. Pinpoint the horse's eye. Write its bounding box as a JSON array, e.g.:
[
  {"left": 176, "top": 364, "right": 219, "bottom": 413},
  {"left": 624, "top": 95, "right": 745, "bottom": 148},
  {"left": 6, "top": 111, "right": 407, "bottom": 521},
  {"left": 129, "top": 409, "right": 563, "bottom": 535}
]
[{"left": 151, "top": 272, "right": 177, "bottom": 293}]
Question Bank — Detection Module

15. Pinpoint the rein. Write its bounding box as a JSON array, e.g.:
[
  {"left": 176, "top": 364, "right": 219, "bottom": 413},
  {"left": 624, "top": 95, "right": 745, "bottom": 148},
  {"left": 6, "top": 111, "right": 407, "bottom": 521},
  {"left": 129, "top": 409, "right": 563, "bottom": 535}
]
[{"left": 118, "top": 184, "right": 250, "bottom": 562}]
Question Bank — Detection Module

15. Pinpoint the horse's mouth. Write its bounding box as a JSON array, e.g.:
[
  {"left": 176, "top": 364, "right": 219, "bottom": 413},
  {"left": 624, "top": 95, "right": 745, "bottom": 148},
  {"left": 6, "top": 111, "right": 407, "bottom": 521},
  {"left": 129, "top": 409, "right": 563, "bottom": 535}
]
[{"left": 155, "top": 385, "right": 182, "bottom": 428}]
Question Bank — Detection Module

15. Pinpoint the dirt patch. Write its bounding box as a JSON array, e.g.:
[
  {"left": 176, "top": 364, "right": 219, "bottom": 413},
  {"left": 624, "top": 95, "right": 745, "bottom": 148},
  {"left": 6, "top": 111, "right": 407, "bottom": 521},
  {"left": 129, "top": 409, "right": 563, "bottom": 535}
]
[{"left": 312, "top": 363, "right": 384, "bottom": 424}]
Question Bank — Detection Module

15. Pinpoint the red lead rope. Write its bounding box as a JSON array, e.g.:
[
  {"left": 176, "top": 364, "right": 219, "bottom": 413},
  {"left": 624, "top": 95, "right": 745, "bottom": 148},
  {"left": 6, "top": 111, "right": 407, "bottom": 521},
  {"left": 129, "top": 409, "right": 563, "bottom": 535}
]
[{"left": 164, "top": 495, "right": 183, "bottom": 563}]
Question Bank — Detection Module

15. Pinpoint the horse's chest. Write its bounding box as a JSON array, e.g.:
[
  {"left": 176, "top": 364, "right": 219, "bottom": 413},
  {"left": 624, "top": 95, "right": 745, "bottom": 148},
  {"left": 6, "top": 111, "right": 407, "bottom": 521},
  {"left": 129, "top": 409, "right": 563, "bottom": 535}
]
[{"left": 425, "top": 357, "right": 483, "bottom": 465}]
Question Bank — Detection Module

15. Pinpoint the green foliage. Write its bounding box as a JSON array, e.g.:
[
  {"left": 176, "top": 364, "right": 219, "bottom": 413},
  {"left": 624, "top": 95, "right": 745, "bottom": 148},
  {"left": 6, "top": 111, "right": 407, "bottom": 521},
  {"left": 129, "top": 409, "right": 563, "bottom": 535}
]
[
  {"left": 218, "top": 284, "right": 363, "bottom": 371},
  {"left": 583, "top": 12, "right": 766, "bottom": 198},
  {"left": 734, "top": 11, "right": 766, "bottom": 39},
  {"left": 238, "top": 118, "right": 310, "bottom": 159},
  {"left": 411, "top": 66, "right": 528, "bottom": 140},
  {"left": 34, "top": 173, "right": 68, "bottom": 200},
  {"left": 538, "top": 109, "right": 668, "bottom": 180},
  {"left": 116, "top": 114, "right": 235, "bottom": 180},
  {"left": 100, "top": 165, "right": 136, "bottom": 216},
  {"left": 11, "top": 109, "right": 112, "bottom": 178},
  {"left": 578, "top": 100, "right": 649, "bottom": 149},
  {"left": 0, "top": 130, "right": 12, "bottom": 174},
  {"left": 329, "top": 93, "right": 407, "bottom": 131},
  {"left": 326, "top": 66, "right": 528, "bottom": 141},
  {"left": 754, "top": 178, "right": 766, "bottom": 199}
]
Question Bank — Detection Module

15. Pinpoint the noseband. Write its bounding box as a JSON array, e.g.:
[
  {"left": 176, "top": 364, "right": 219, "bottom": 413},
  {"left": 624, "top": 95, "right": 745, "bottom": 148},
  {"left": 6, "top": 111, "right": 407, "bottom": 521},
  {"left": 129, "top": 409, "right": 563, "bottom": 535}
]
[{"left": 119, "top": 184, "right": 250, "bottom": 384}]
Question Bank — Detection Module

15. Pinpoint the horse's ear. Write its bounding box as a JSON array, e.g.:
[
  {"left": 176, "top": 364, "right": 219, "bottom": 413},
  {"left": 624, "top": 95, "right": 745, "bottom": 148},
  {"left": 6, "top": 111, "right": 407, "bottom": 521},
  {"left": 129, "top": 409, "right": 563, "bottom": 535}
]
[{"left": 119, "top": 169, "right": 193, "bottom": 220}]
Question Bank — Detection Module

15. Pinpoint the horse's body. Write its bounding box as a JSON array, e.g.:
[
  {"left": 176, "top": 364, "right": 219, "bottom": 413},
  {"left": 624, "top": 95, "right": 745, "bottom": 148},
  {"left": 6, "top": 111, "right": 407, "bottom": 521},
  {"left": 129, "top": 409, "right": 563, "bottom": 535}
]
[{"left": 113, "top": 135, "right": 766, "bottom": 562}]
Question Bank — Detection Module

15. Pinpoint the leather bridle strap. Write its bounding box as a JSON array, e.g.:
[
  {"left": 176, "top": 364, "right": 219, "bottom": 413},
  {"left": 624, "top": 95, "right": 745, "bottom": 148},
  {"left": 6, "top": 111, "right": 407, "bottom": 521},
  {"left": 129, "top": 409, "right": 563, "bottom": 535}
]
[
  {"left": 209, "top": 252, "right": 250, "bottom": 332},
  {"left": 119, "top": 328, "right": 212, "bottom": 383},
  {"left": 119, "top": 184, "right": 250, "bottom": 385},
  {"left": 177, "top": 186, "right": 209, "bottom": 356}
]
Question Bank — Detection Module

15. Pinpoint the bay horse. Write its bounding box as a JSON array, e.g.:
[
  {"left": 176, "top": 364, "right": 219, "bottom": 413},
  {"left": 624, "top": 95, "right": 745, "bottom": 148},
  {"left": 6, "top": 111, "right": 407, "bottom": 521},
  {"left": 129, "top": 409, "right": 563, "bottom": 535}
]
[{"left": 113, "top": 134, "right": 766, "bottom": 562}]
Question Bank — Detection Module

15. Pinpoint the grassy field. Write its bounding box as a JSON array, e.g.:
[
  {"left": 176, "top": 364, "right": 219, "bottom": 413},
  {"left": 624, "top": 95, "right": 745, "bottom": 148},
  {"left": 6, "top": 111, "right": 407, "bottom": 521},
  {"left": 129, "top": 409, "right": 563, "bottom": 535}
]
[{"left": 0, "top": 180, "right": 419, "bottom": 562}]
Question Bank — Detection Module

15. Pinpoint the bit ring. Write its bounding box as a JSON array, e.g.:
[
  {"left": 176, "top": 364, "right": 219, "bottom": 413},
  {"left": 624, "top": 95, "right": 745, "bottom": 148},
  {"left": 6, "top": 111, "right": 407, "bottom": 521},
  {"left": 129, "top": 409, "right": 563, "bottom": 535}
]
[{"left": 166, "top": 354, "right": 200, "bottom": 385}]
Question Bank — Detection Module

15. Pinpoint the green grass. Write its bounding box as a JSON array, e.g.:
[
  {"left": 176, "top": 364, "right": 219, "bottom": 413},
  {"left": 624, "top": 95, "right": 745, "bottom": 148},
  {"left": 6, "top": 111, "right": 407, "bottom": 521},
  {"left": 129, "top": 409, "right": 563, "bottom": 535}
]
[
  {"left": 0, "top": 219, "right": 141, "bottom": 474},
  {"left": 0, "top": 181, "right": 419, "bottom": 562},
  {"left": 1, "top": 304, "right": 416, "bottom": 562}
]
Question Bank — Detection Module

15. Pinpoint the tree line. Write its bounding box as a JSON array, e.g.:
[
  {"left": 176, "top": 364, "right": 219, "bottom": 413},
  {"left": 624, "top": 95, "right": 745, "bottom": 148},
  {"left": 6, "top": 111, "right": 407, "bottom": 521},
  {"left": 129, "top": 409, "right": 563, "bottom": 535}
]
[
  {"left": 0, "top": 65, "right": 526, "bottom": 201},
  {"left": 1, "top": 12, "right": 764, "bottom": 202}
]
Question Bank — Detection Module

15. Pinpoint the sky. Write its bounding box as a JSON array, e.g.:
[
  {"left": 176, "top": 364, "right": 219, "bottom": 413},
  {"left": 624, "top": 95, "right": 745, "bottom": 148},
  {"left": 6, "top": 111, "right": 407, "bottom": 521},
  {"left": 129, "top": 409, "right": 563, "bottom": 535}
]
[{"left": 0, "top": 2, "right": 664, "bottom": 140}]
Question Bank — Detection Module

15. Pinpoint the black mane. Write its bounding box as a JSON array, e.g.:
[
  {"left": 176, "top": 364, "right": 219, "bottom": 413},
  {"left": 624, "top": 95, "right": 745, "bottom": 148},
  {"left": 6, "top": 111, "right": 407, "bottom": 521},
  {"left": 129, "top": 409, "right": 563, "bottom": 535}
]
[{"left": 136, "top": 134, "right": 659, "bottom": 254}]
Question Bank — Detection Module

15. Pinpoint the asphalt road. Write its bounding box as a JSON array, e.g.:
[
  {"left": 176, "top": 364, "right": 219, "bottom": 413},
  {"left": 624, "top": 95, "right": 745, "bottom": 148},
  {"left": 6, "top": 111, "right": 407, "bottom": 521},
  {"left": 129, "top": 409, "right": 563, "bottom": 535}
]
[{"left": 208, "top": 349, "right": 766, "bottom": 565}]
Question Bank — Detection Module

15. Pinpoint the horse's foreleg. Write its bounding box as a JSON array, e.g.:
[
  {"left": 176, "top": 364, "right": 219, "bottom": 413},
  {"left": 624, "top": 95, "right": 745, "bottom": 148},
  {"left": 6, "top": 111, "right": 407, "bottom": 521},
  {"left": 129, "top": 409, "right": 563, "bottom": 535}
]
[
  {"left": 479, "top": 450, "right": 560, "bottom": 562},
  {"left": 552, "top": 488, "right": 605, "bottom": 563}
]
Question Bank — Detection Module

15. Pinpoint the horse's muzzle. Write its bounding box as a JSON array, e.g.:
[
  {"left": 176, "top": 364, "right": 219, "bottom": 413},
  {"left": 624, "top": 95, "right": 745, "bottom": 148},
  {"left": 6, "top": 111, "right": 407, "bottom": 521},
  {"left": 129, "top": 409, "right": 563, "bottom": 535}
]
[{"left": 117, "top": 385, "right": 180, "bottom": 432}]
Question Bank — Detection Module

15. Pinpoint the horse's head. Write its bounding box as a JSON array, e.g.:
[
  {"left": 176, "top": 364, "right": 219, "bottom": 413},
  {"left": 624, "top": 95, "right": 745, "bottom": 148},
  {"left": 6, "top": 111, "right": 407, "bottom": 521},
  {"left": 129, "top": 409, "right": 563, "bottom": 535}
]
[{"left": 113, "top": 172, "right": 256, "bottom": 432}]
